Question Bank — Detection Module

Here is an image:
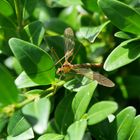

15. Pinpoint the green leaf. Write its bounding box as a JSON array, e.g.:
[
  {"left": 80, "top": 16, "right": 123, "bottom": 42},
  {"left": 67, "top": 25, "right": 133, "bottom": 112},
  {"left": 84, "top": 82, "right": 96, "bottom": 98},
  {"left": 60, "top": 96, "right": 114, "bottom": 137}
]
[
  {"left": 64, "top": 77, "right": 94, "bottom": 92},
  {"left": 7, "top": 111, "right": 31, "bottom": 136},
  {"left": 114, "top": 31, "right": 136, "bottom": 39},
  {"left": 15, "top": 71, "right": 41, "bottom": 88},
  {"left": 47, "top": 120, "right": 59, "bottom": 133},
  {"left": 0, "top": 0, "right": 13, "bottom": 16},
  {"left": 9, "top": 38, "right": 55, "bottom": 85},
  {"left": 59, "top": 6, "right": 80, "bottom": 29},
  {"left": 46, "top": 0, "right": 83, "bottom": 7},
  {"left": 104, "top": 38, "right": 140, "bottom": 71},
  {"left": 87, "top": 101, "right": 118, "bottom": 125},
  {"left": 22, "top": 97, "right": 51, "bottom": 134},
  {"left": 55, "top": 93, "right": 75, "bottom": 134},
  {"left": 129, "top": 115, "right": 140, "bottom": 140},
  {"left": 72, "top": 81, "right": 97, "bottom": 120},
  {"left": 0, "top": 64, "right": 18, "bottom": 106},
  {"left": 77, "top": 21, "right": 110, "bottom": 43},
  {"left": 0, "top": 115, "right": 8, "bottom": 133},
  {"left": 38, "top": 133, "right": 64, "bottom": 140},
  {"left": 82, "top": 0, "right": 101, "bottom": 12},
  {"left": 98, "top": 0, "right": 140, "bottom": 35},
  {"left": 67, "top": 119, "right": 87, "bottom": 140},
  {"left": 23, "top": 21, "right": 45, "bottom": 46},
  {"left": 7, "top": 128, "right": 34, "bottom": 140},
  {"left": 110, "top": 106, "right": 136, "bottom": 140},
  {"left": 45, "top": 18, "right": 68, "bottom": 34},
  {"left": 4, "top": 56, "right": 22, "bottom": 74}
]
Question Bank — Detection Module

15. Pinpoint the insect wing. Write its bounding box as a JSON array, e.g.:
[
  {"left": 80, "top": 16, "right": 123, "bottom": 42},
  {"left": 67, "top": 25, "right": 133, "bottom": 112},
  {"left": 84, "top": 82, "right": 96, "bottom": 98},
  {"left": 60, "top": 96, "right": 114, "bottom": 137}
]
[
  {"left": 64, "top": 27, "right": 75, "bottom": 60},
  {"left": 74, "top": 68, "right": 115, "bottom": 87}
]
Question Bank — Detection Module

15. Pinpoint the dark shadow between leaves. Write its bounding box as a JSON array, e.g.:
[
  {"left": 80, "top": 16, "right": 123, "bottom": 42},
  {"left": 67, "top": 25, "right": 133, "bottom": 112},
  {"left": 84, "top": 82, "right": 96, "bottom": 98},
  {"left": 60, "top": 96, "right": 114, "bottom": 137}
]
[
  {"left": 123, "top": 39, "right": 140, "bottom": 59},
  {"left": 24, "top": 114, "right": 38, "bottom": 128}
]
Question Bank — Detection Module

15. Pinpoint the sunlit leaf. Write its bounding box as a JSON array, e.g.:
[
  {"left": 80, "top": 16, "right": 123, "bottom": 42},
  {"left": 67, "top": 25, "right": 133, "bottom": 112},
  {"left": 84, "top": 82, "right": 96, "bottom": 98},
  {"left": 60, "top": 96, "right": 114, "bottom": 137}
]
[
  {"left": 22, "top": 97, "right": 51, "bottom": 134},
  {"left": 87, "top": 101, "right": 118, "bottom": 125},
  {"left": 7, "top": 111, "right": 31, "bottom": 136},
  {"left": 104, "top": 38, "right": 140, "bottom": 71},
  {"left": 77, "top": 21, "right": 110, "bottom": 43},
  {"left": 7, "top": 128, "right": 34, "bottom": 140},
  {"left": 67, "top": 119, "right": 87, "bottom": 140},
  {"left": 9, "top": 38, "right": 55, "bottom": 85},
  {"left": 38, "top": 133, "right": 64, "bottom": 140},
  {"left": 15, "top": 71, "right": 40, "bottom": 88},
  {"left": 114, "top": 31, "right": 136, "bottom": 39},
  {"left": 98, "top": 0, "right": 140, "bottom": 35},
  {"left": 72, "top": 81, "right": 97, "bottom": 120},
  {"left": 110, "top": 106, "right": 136, "bottom": 140},
  {"left": 129, "top": 115, "right": 140, "bottom": 140}
]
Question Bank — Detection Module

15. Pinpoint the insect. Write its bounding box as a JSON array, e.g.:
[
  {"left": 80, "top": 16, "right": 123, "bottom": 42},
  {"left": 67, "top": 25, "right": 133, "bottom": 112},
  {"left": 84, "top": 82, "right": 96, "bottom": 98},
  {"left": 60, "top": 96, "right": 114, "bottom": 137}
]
[{"left": 56, "top": 27, "right": 115, "bottom": 87}]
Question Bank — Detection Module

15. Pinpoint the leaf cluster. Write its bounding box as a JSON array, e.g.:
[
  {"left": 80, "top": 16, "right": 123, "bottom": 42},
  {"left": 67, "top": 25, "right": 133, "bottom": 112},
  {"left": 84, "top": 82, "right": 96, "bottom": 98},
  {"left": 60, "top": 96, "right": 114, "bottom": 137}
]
[{"left": 0, "top": 0, "right": 140, "bottom": 139}]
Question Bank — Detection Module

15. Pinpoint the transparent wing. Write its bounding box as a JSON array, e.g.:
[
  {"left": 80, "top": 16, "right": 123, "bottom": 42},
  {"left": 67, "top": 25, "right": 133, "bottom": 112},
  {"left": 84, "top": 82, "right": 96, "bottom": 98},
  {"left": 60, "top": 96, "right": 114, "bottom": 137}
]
[
  {"left": 74, "top": 68, "right": 115, "bottom": 87},
  {"left": 64, "top": 27, "right": 75, "bottom": 61}
]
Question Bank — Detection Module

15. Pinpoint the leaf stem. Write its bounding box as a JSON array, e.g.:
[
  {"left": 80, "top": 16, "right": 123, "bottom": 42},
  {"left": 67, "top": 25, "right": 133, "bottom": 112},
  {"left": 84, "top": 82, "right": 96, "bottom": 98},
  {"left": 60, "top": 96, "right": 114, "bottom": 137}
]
[{"left": 14, "top": 0, "right": 23, "bottom": 34}]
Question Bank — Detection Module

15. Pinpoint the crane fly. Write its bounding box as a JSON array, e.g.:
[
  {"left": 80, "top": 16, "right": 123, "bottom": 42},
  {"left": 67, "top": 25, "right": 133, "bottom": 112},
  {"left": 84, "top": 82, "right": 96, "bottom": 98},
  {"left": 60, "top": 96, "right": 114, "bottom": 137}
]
[{"left": 56, "top": 27, "right": 115, "bottom": 87}]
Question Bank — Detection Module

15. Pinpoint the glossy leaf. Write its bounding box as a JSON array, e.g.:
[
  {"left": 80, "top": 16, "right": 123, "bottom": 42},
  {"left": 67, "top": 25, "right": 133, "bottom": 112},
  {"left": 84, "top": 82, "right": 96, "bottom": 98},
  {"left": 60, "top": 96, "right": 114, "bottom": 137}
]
[
  {"left": 87, "top": 101, "right": 118, "bottom": 125},
  {"left": 7, "top": 111, "right": 31, "bottom": 136},
  {"left": 67, "top": 119, "right": 87, "bottom": 140},
  {"left": 114, "top": 31, "right": 135, "bottom": 39},
  {"left": 77, "top": 21, "right": 110, "bottom": 43},
  {"left": 9, "top": 38, "right": 55, "bottom": 85},
  {"left": 7, "top": 128, "right": 34, "bottom": 140},
  {"left": 72, "top": 81, "right": 97, "bottom": 120},
  {"left": 23, "top": 21, "right": 45, "bottom": 46},
  {"left": 38, "top": 133, "right": 64, "bottom": 140},
  {"left": 22, "top": 97, "right": 51, "bottom": 134},
  {"left": 104, "top": 38, "right": 140, "bottom": 71},
  {"left": 0, "top": 64, "right": 18, "bottom": 106},
  {"left": 55, "top": 93, "right": 75, "bottom": 134},
  {"left": 15, "top": 71, "right": 40, "bottom": 88},
  {"left": 129, "top": 115, "right": 140, "bottom": 140},
  {"left": 0, "top": 0, "right": 13, "bottom": 16},
  {"left": 110, "top": 106, "right": 136, "bottom": 140},
  {"left": 98, "top": 0, "right": 140, "bottom": 35}
]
